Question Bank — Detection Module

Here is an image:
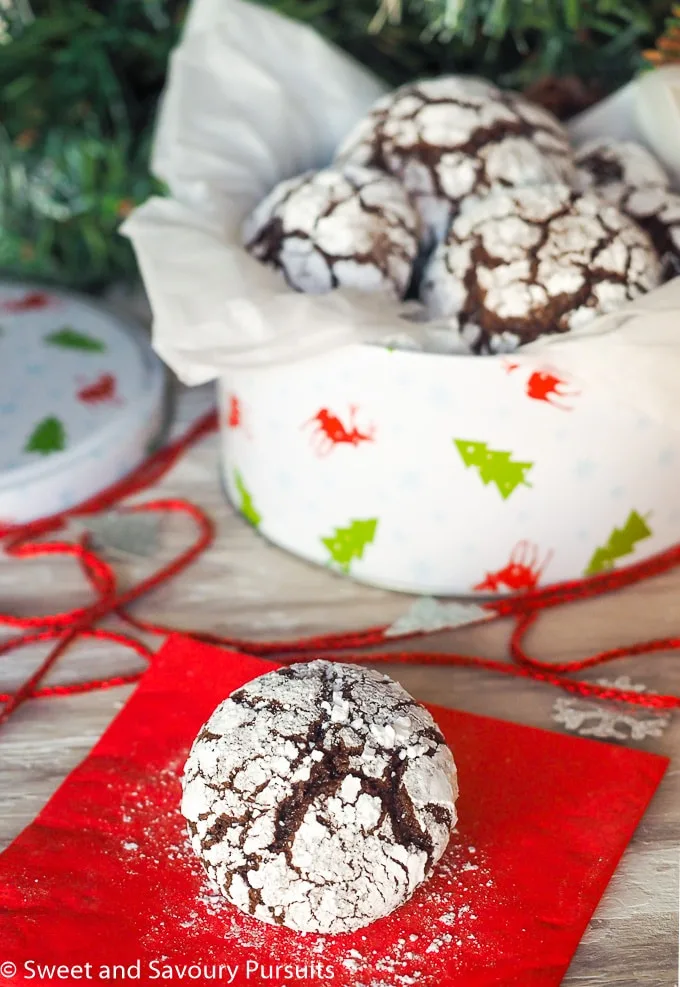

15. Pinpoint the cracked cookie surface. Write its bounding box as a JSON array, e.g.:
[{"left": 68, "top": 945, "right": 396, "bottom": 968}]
[
  {"left": 573, "top": 140, "right": 680, "bottom": 272},
  {"left": 335, "top": 75, "right": 575, "bottom": 242},
  {"left": 181, "top": 660, "right": 458, "bottom": 934},
  {"left": 242, "top": 165, "right": 420, "bottom": 298},
  {"left": 420, "top": 184, "right": 662, "bottom": 354},
  {"left": 620, "top": 186, "right": 680, "bottom": 273},
  {"left": 574, "top": 139, "right": 669, "bottom": 207}
]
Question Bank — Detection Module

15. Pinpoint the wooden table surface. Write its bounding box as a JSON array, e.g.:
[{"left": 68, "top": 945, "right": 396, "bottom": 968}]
[{"left": 1, "top": 382, "right": 678, "bottom": 986}]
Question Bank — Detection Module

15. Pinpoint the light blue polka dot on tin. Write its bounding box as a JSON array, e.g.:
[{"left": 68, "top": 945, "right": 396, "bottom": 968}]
[
  {"left": 658, "top": 447, "right": 675, "bottom": 466},
  {"left": 575, "top": 459, "right": 596, "bottom": 478},
  {"left": 316, "top": 468, "right": 333, "bottom": 486},
  {"left": 399, "top": 470, "right": 420, "bottom": 490},
  {"left": 610, "top": 486, "right": 626, "bottom": 499},
  {"left": 332, "top": 367, "right": 355, "bottom": 387},
  {"left": 410, "top": 559, "right": 433, "bottom": 580},
  {"left": 428, "top": 385, "right": 456, "bottom": 410},
  {"left": 58, "top": 489, "right": 77, "bottom": 509}
]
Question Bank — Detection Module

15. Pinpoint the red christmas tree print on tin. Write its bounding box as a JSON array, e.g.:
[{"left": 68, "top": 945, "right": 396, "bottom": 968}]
[
  {"left": 303, "top": 405, "right": 375, "bottom": 456},
  {"left": 76, "top": 373, "right": 122, "bottom": 405},
  {"left": 503, "top": 360, "right": 580, "bottom": 411},
  {"left": 227, "top": 395, "right": 242, "bottom": 428},
  {"left": 525, "top": 370, "right": 580, "bottom": 410},
  {"left": 474, "top": 541, "right": 553, "bottom": 593},
  {"left": 225, "top": 394, "right": 251, "bottom": 438},
  {"left": 2, "top": 291, "right": 57, "bottom": 313}
]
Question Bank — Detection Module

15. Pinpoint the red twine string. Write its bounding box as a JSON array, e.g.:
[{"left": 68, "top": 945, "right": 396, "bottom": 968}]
[{"left": 1, "top": 407, "right": 680, "bottom": 727}]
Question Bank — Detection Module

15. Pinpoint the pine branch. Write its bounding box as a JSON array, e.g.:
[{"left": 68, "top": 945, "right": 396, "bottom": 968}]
[
  {"left": 0, "top": 0, "right": 183, "bottom": 289},
  {"left": 257, "top": 0, "right": 671, "bottom": 92},
  {"left": 643, "top": 3, "right": 680, "bottom": 65}
]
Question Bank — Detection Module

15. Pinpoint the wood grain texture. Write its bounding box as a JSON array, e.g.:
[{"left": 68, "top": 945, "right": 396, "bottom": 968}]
[{"left": 0, "top": 381, "right": 678, "bottom": 985}]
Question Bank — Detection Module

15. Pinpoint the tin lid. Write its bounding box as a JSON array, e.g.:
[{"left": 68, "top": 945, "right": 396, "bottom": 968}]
[{"left": 0, "top": 283, "right": 166, "bottom": 524}]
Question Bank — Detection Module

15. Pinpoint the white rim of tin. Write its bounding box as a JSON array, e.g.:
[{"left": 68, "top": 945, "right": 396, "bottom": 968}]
[{"left": 0, "top": 282, "right": 167, "bottom": 493}]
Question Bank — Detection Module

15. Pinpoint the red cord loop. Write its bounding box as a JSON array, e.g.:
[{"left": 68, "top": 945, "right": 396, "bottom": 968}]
[{"left": 1, "top": 408, "right": 679, "bottom": 726}]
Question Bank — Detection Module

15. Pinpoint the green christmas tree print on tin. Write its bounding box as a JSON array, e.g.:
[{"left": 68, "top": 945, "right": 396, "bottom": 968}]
[
  {"left": 24, "top": 416, "right": 66, "bottom": 455},
  {"left": 322, "top": 519, "right": 378, "bottom": 573},
  {"left": 584, "top": 510, "right": 652, "bottom": 576},
  {"left": 234, "top": 470, "right": 261, "bottom": 528},
  {"left": 453, "top": 439, "right": 533, "bottom": 500},
  {"left": 45, "top": 327, "right": 106, "bottom": 353}
]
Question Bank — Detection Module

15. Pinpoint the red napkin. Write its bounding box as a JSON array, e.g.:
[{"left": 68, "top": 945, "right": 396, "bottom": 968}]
[{"left": 0, "top": 635, "right": 668, "bottom": 987}]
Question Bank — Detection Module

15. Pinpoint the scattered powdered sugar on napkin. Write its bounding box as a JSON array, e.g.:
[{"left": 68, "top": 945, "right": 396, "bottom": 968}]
[{"left": 117, "top": 756, "right": 495, "bottom": 985}]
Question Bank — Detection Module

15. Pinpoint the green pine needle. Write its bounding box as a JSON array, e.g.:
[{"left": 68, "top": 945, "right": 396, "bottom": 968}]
[{"left": 0, "top": 0, "right": 183, "bottom": 290}]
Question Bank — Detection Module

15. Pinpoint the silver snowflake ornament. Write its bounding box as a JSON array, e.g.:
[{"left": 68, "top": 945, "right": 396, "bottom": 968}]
[
  {"left": 552, "top": 676, "right": 671, "bottom": 742},
  {"left": 76, "top": 511, "right": 162, "bottom": 560},
  {"left": 384, "top": 597, "right": 491, "bottom": 638}
]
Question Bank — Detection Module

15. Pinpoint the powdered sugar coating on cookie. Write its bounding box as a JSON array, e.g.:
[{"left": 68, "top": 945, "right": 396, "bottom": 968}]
[
  {"left": 621, "top": 186, "right": 680, "bottom": 270},
  {"left": 420, "top": 185, "right": 661, "bottom": 354},
  {"left": 574, "top": 139, "right": 669, "bottom": 206},
  {"left": 242, "top": 165, "right": 420, "bottom": 298},
  {"left": 335, "top": 75, "right": 575, "bottom": 242},
  {"left": 181, "top": 660, "right": 458, "bottom": 934}
]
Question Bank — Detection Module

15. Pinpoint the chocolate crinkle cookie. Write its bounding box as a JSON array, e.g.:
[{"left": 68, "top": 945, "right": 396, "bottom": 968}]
[
  {"left": 181, "top": 660, "right": 458, "bottom": 934},
  {"left": 574, "top": 138, "right": 669, "bottom": 206},
  {"left": 574, "top": 139, "right": 680, "bottom": 273},
  {"left": 420, "top": 184, "right": 662, "bottom": 355},
  {"left": 619, "top": 187, "right": 680, "bottom": 274},
  {"left": 242, "top": 165, "right": 420, "bottom": 299},
  {"left": 335, "top": 75, "right": 575, "bottom": 243}
]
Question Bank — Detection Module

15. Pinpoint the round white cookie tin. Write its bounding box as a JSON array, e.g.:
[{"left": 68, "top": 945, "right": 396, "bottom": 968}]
[
  {"left": 0, "top": 283, "right": 166, "bottom": 525},
  {"left": 121, "top": 2, "right": 680, "bottom": 598},
  {"left": 218, "top": 344, "right": 680, "bottom": 596}
]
